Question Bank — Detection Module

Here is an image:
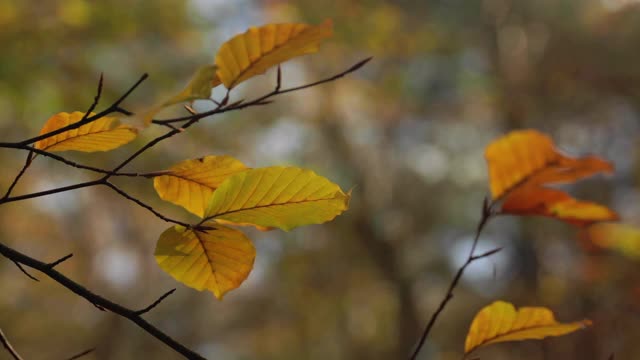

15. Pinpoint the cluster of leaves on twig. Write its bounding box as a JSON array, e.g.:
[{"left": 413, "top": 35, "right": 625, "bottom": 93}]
[
  {"left": 0, "top": 19, "right": 365, "bottom": 359},
  {"left": 411, "top": 129, "right": 630, "bottom": 359}
]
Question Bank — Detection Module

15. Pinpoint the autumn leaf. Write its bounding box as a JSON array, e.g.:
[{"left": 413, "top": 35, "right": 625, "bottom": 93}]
[
  {"left": 212, "top": 20, "right": 333, "bottom": 89},
  {"left": 583, "top": 222, "right": 640, "bottom": 259},
  {"left": 142, "top": 64, "right": 218, "bottom": 125},
  {"left": 485, "top": 129, "right": 616, "bottom": 226},
  {"left": 485, "top": 130, "right": 557, "bottom": 200},
  {"left": 35, "top": 111, "right": 137, "bottom": 152},
  {"left": 204, "top": 166, "right": 350, "bottom": 231},
  {"left": 485, "top": 130, "right": 613, "bottom": 200},
  {"left": 153, "top": 155, "right": 248, "bottom": 218},
  {"left": 155, "top": 224, "right": 255, "bottom": 299},
  {"left": 465, "top": 300, "right": 592, "bottom": 354},
  {"left": 502, "top": 186, "right": 618, "bottom": 226}
]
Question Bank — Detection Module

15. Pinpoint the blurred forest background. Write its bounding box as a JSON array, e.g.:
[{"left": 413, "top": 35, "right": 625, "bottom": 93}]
[{"left": 2, "top": 0, "right": 640, "bottom": 359}]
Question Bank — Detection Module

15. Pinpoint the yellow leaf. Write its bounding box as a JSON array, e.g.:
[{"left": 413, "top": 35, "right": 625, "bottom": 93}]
[
  {"left": 35, "top": 111, "right": 137, "bottom": 152},
  {"left": 142, "top": 64, "right": 218, "bottom": 125},
  {"left": 584, "top": 222, "right": 640, "bottom": 259},
  {"left": 485, "top": 130, "right": 557, "bottom": 199},
  {"left": 214, "top": 20, "right": 333, "bottom": 89},
  {"left": 153, "top": 155, "right": 248, "bottom": 218},
  {"left": 204, "top": 166, "right": 350, "bottom": 231},
  {"left": 155, "top": 224, "right": 255, "bottom": 299},
  {"left": 484, "top": 130, "right": 613, "bottom": 200},
  {"left": 465, "top": 300, "right": 592, "bottom": 354}
]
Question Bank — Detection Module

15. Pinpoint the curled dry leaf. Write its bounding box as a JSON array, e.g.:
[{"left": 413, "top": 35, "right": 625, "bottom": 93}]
[
  {"left": 35, "top": 111, "right": 137, "bottom": 152},
  {"left": 155, "top": 224, "right": 256, "bottom": 299},
  {"left": 204, "top": 166, "right": 350, "bottom": 231},
  {"left": 212, "top": 20, "right": 333, "bottom": 89},
  {"left": 153, "top": 155, "right": 248, "bottom": 218},
  {"left": 465, "top": 300, "right": 592, "bottom": 354}
]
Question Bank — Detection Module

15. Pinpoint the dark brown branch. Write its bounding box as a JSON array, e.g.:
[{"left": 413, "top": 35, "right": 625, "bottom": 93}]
[
  {"left": 25, "top": 146, "right": 143, "bottom": 177},
  {"left": 0, "top": 179, "right": 103, "bottom": 204},
  {"left": 153, "top": 57, "right": 372, "bottom": 125},
  {"left": 48, "top": 253, "right": 74, "bottom": 268},
  {"left": 102, "top": 182, "right": 192, "bottom": 227},
  {"left": 409, "top": 198, "right": 496, "bottom": 360},
  {"left": 3, "top": 151, "right": 33, "bottom": 199},
  {"left": 0, "top": 242, "right": 206, "bottom": 360},
  {"left": 65, "top": 348, "right": 95, "bottom": 360},
  {"left": 0, "top": 328, "right": 23, "bottom": 360},
  {"left": 80, "top": 73, "right": 104, "bottom": 120},
  {"left": 136, "top": 288, "right": 176, "bottom": 315},
  {"left": 12, "top": 260, "right": 39, "bottom": 281}
]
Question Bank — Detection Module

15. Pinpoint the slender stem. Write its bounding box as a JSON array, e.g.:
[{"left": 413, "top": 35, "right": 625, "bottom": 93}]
[
  {"left": 409, "top": 199, "right": 496, "bottom": 360},
  {"left": 153, "top": 57, "right": 372, "bottom": 125},
  {"left": 0, "top": 180, "right": 103, "bottom": 204},
  {"left": 0, "top": 242, "right": 206, "bottom": 360},
  {"left": 103, "top": 182, "right": 192, "bottom": 227},
  {"left": 3, "top": 151, "right": 33, "bottom": 199},
  {"left": 65, "top": 348, "right": 95, "bottom": 360},
  {"left": 0, "top": 328, "right": 24, "bottom": 360}
]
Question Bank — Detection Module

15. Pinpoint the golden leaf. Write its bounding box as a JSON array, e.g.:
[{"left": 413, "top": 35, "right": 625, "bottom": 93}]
[
  {"left": 213, "top": 20, "right": 333, "bottom": 89},
  {"left": 153, "top": 155, "right": 248, "bottom": 218},
  {"left": 584, "top": 222, "right": 640, "bottom": 259},
  {"left": 204, "top": 166, "right": 350, "bottom": 231},
  {"left": 155, "top": 224, "right": 255, "bottom": 299},
  {"left": 35, "top": 112, "right": 137, "bottom": 152},
  {"left": 465, "top": 300, "right": 592, "bottom": 354}
]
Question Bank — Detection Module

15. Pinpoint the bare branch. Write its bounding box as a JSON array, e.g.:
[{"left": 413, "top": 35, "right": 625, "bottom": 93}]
[
  {"left": 136, "top": 289, "right": 176, "bottom": 315},
  {"left": 409, "top": 199, "right": 497, "bottom": 360},
  {"left": 48, "top": 253, "right": 74, "bottom": 268},
  {"left": 0, "top": 242, "right": 206, "bottom": 360},
  {"left": 3, "top": 151, "right": 33, "bottom": 199},
  {"left": 103, "top": 182, "right": 191, "bottom": 227},
  {"left": 65, "top": 348, "right": 95, "bottom": 360},
  {"left": 0, "top": 328, "right": 23, "bottom": 360},
  {"left": 12, "top": 260, "right": 39, "bottom": 281}
]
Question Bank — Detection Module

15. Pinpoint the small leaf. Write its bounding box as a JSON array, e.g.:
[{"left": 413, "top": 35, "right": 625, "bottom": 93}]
[
  {"left": 584, "top": 222, "right": 640, "bottom": 259},
  {"left": 502, "top": 186, "right": 618, "bottom": 226},
  {"left": 153, "top": 155, "right": 248, "bottom": 218},
  {"left": 465, "top": 300, "right": 592, "bottom": 354},
  {"left": 35, "top": 112, "right": 137, "bottom": 152},
  {"left": 204, "top": 166, "right": 350, "bottom": 231},
  {"left": 163, "top": 64, "right": 218, "bottom": 106},
  {"left": 213, "top": 20, "right": 333, "bottom": 89},
  {"left": 155, "top": 224, "right": 255, "bottom": 299},
  {"left": 142, "top": 64, "right": 218, "bottom": 125}
]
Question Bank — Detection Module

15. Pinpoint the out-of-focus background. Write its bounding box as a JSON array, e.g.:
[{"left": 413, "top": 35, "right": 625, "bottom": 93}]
[{"left": 1, "top": 0, "right": 640, "bottom": 359}]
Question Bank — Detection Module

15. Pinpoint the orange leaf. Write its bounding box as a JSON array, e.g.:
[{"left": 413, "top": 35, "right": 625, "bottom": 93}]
[
  {"left": 502, "top": 186, "right": 618, "bottom": 226},
  {"left": 485, "top": 130, "right": 557, "bottom": 199},
  {"left": 485, "top": 130, "right": 613, "bottom": 200}
]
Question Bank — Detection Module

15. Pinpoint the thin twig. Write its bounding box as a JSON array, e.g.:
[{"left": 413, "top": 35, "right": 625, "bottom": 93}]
[
  {"left": 65, "top": 347, "right": 95, "bottom": 360},
  {"left": 12, "top": 260, "right": 39, "bottom": 281},
  {"left": 409, "top": 198, "right": 496, "bottom": 360},
  {"left": 152, "top": 57, "right": 372, "bottom": 125},
  {"left": 0, "top": 328, "right": 24, "bottom": 360},
  {"left": 3, "top": 151, "right": 33, "bottom": 199},
  {"left": 102, "top": 182, "right": 192, "bottom": 227},
  {"left": 80, "top": 73, "right": 104, "bottom": 120},
  {"left": 136, "top": 289, "right": 176, "bottom": 315},
  {"left": 0, "top": 242, "right": 206, "bottom": 360},
  {"left": 48, "top": 253, "right": 74, "bottom": 268}
]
